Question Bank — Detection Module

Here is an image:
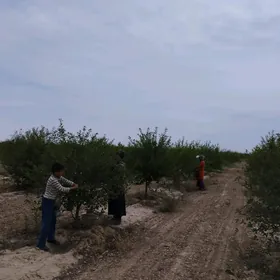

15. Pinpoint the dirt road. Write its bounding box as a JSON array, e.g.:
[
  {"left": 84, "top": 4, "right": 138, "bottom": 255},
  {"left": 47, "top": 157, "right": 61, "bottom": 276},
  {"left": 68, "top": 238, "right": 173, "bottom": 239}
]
[{"left": 76, "top": 166, "right": 246, "bottom": 280}]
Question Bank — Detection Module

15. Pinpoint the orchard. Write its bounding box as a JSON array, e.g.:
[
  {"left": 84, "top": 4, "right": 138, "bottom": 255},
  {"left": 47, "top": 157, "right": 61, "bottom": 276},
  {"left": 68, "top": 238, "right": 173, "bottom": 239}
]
[
  {"left": 0, "top": 120, "right": 246, "bottom": 220},
  {"left": 1, "top": 120, "right": 280, "bottom": 278}
]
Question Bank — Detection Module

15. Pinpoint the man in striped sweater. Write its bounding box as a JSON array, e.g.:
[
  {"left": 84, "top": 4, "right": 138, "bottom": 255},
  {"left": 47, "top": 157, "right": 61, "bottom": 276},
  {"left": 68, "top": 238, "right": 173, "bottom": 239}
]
[{"left": 37, "top": 163, "right": 78, "bottom": 251}]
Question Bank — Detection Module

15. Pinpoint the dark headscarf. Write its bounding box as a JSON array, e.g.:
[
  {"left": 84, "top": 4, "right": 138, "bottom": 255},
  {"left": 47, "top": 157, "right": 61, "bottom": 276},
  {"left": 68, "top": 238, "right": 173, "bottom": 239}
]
[{"left": 117, "top": 150, "right": 125, "bottom": 159}]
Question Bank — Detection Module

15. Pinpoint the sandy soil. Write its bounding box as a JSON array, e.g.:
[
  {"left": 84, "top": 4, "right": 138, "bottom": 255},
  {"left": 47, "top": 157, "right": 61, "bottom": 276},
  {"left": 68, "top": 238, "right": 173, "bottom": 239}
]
[
  {"left": 0, "top": 248, "right": 77, "bottom": 280},
  {"left": 0, "top": 166, "right": 252, "bottom": 280},
  {"left": 0, "top": 202, "right": 155, "bottom": 280},
  {"left": 76, "top": 166, "right": 249, "bottom": 280}
]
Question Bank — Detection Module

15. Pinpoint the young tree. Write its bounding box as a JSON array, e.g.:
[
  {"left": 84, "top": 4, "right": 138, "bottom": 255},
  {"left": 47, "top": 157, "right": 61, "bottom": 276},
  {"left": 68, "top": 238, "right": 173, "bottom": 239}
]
[
  {"left": 0, "top": 126, "right": 52, "bottom": 189},
  {"left": 167, "top": 139, "right": 197, "bottom": 189},
  {"left": 127, "top": 127, "right": 171, "bottom": 198},
  {"left": 0, "top": 120, "right": 118, "bottom": 220},
  {"left": 45, "top": 121, "right": 116, "bottom": 220}
]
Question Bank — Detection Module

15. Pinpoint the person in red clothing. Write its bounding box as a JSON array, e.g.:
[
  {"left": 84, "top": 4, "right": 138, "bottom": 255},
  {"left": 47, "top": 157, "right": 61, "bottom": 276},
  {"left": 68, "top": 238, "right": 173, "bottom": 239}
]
[{"left": 196, "top": 155, "right": 206, "bottom": 191}]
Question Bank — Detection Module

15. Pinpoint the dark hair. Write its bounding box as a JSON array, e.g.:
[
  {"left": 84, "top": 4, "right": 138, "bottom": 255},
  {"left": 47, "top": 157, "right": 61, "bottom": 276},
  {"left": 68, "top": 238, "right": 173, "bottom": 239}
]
[{"left": 51, "top": 162, "right": 65, "bottom": 173}]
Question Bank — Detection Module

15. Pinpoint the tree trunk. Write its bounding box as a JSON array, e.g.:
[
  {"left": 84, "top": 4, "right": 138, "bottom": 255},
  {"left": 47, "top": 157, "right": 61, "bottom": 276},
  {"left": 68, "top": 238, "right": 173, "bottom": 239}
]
[
  {"left": 74, "top": 204, "right": 81, "bottom": 220},
  {"left": 145, "top": 181, "right": 149, "bottom": 199}
]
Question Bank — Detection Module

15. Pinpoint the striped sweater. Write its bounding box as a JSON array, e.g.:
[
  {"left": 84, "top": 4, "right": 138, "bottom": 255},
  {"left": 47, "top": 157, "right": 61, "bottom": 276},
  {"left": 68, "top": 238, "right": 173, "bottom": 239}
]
[{"left": 43, "top": 175, "right": 74, "bottom": 200}]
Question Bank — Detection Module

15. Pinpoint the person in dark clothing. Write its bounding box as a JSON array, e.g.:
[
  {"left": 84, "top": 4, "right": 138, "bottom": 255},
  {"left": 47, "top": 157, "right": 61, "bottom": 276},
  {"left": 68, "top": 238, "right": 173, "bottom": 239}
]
[{"left": 108, "top": 150, "right": 126, "bottom": 225}]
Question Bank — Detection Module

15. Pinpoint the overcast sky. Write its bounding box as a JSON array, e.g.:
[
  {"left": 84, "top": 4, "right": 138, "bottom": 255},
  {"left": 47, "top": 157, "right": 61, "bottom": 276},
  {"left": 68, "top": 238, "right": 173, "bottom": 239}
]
[{"left": 1, "top": 0, "right": 280, "bottom": 151}]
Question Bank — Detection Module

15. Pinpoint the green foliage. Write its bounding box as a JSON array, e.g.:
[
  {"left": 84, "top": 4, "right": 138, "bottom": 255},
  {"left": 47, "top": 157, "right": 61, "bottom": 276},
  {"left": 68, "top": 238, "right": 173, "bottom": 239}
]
[
  {"left": 48, "top": 122, "right": 117, "bottom": 220},
  {"left": 244, "top": 131, "right": 280, "bottom": 240},
  {"left": 0, "top": 120, "right": 245, "bottom": 219},
  {"left": 167, "top": 140, "right": 230, "bottom": 188},
  {"left": 0, "top": 120, "right": 120, "bottom": 220},
  {"left": 0, "top": 126, "right": 51, "bottom": 188},
  {"left": 220, "top": 149, "right": 248, "bottom": 167},
  {"left": 127, "top": 127, "right": 171, "bottom": 196},
  {"left": 167, "top": 139, "right": 189, "bottom": 188}
]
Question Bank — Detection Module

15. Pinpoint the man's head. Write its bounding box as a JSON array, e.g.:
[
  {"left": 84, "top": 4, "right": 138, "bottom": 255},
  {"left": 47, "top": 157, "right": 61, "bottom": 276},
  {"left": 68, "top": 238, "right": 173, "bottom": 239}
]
[{"left": 52, "top": 162, "right": 65, "bottom": 177}]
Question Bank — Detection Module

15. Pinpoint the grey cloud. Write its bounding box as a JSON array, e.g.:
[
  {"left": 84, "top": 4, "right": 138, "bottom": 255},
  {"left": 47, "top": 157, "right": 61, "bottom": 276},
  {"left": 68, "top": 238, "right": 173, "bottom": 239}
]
[{"left": 1, "top": 0, "right": 280, "bottom": 151}]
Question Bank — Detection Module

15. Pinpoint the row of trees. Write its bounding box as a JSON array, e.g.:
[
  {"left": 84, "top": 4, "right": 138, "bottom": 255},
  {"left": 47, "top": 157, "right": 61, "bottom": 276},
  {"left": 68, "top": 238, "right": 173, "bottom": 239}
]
[
  {"left": 0, "top": 120, "right": 246, "bottom": 219},
  {"left": 1, "top": 120, "right": 278, "bottom": 274},
  {"left": 243, "top": 132, "right": 280, "bottom": 278},
  {"left": 244, "top": 131, "right": 280, "bottom": 242}
]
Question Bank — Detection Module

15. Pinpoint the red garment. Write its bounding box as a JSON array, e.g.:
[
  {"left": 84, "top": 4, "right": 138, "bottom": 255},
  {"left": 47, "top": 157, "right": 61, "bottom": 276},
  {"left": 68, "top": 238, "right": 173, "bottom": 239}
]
[{"left": 199, "top": 161, "right": 205, "bottom": 180}]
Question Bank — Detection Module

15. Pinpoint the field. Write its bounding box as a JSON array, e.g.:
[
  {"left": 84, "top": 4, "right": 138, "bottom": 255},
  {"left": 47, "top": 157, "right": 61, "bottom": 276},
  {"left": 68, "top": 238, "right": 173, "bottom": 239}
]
[{"left": 0, "top": 123, "right": 279, "bottom": 280}]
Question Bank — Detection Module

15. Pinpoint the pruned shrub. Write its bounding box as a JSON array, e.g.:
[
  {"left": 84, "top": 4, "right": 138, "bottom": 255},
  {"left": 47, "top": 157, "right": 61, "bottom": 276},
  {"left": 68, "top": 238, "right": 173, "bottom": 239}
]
[{"left": 158, "top": 196, "right": 178, "bottom": 213}]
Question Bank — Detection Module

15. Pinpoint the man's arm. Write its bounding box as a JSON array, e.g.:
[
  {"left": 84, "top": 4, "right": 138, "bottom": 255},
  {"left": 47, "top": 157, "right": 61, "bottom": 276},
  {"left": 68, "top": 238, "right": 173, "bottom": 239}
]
[
  {"left": 60, "top": 176, "right": 75, "bottom": 187},
  {"left": 51, "top": 178, "right": 72, "bottom": 193}
]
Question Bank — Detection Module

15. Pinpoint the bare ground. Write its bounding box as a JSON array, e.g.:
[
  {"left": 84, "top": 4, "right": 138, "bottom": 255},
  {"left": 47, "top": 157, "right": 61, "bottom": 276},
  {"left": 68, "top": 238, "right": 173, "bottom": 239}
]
[
  {"left": 74, "top": 165, "right": 251, "bottom": 280},
  {"left": 0, "top": 202, "right": 155, "bottom": 280},
  {"left": 0, "top": 166, "right": 254, "bottom": 280}
]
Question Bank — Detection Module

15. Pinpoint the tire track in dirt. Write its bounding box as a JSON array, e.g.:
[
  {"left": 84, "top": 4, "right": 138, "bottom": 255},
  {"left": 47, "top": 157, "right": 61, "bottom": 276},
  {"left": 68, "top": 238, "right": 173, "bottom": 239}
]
[
  {"left": 118, "top": 194, "right": 217, "bottom": 279},
  {"left": 172, "top": 169, "right": 245, "bottom": 280},
  {"left": 158, "top": 184, "right": 235, "bottom": 279},
  {"left": 211, "top": 187, "right": 244, "bottom": 279},
  {"left": 78, "top": 166, "right": 244, "bottom": 280}
]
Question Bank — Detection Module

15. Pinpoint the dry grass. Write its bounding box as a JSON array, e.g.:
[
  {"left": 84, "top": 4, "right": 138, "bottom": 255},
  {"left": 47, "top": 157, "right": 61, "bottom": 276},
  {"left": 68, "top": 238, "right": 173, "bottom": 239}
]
[
  {"left": 126, "top": 182, "right": 183, "bottom": 214},
  {"left": 158, "top": 196, "right": 178, "bottom": 213},
  {"left": 66, "top": 225, "right": 126, "bottom": 256},
  {"left": 0, "top": 163, "right": 7, "bottom": 176},
  {"left": 182, "top": 180, "right": 198, "bottom": 192},
  {"left": 240, "top": 240, "right": 280, "bottom": 280},
  {"left": 0, "top": 187, "right": 145, "bottom": 254},
  {"left": 54, "top": 224, "right": 141, "bottom": 280},
  {"left": 126, "top": 183, "right": 159, "bottom": 207},
  {"left": 0, "top": 192, "right": 93, "bottom": 251},
  {"left": 0, "top": 164, "right": 16, "bottom": 193},
  {"left": 0, "top": 193, "right": 36, "bottom": 239}
]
